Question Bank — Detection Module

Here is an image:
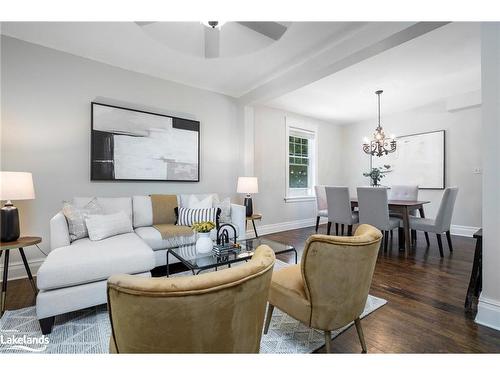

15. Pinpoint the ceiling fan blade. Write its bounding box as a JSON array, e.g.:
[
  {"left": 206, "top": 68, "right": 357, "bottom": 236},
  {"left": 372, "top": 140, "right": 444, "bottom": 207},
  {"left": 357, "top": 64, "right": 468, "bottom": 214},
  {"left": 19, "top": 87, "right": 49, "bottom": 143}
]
[
  {"left": 237, "top": 22, "right": 287, "bottom": 40},
  {"left": 135, "top": 21, "right": 157, "bottom": 27},
  {"left": 204, "top": 27, "right": 220, "bottom": 58}
]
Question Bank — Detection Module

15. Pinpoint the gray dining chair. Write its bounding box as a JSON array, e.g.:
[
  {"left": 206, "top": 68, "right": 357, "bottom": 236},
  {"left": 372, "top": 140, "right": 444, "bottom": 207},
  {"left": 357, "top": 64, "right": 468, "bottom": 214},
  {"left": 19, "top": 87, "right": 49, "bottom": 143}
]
[
  {"left": 388, "top": 185, "right": 427, "bottom": 245},
  {"left": 326, "top": 186, "right": 359, "bottom": 236},
  {"left": 408, "top": 187, "right": 458, "bottom": 257},
  {"left": 314, "top": 185, "right": 328, "bottom": 233},
  {"left": 357, "top": 187, "right": 400, "bottom": 251}
]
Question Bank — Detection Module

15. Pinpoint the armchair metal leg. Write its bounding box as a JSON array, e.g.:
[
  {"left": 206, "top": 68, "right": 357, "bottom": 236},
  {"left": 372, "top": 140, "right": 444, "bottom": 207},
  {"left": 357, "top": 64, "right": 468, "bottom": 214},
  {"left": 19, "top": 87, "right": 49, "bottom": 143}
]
[
  {"left": 335, "top": 223, "right": 339, "bottom": 236},
  {"left": 436, "top": 234, "right": 444, "bottom": 257},
  {"left": 324, "top": 330, "right": 331, "bottom": 353},
  {"left": 446, "top": 230, "right": 454, "bottom": 252},
  {"left": 315, "top": 216, "right": 320, "bottom": 233},
  {"left": 341, "top": 224, "right": 345, "bottom": 236},
  {"left": 327, "top": 222, "right": 332, "bottom": 235},
  {"left": 354, "top": 318, "right": 367, "bottom": 353},
  {"left": 263, "top": 304, "right": 274, "bottom": 334}
]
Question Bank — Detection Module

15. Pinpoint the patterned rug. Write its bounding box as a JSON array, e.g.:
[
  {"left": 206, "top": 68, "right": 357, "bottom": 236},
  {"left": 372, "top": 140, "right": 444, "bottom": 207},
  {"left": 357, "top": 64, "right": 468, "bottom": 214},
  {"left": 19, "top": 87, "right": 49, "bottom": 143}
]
[{"left": 0, "top": 260, "right": 386, "bottom": 354}]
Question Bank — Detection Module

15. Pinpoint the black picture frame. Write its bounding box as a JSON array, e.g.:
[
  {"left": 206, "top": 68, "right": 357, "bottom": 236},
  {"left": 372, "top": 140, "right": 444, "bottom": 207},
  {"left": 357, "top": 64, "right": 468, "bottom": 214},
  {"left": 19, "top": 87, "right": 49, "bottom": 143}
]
[
  {"left": 91, "top": 102, "right": 200, "bottom": 182},
  {"left": 370, "top": 129, "right": 445, "bottom": 190}
]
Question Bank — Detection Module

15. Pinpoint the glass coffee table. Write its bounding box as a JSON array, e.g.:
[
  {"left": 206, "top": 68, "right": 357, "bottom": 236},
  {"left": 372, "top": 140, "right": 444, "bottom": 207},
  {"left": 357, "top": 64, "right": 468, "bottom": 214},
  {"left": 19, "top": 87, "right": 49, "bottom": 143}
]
[{"left": 166, "top": 237, "right": 297, "bottom": 276}]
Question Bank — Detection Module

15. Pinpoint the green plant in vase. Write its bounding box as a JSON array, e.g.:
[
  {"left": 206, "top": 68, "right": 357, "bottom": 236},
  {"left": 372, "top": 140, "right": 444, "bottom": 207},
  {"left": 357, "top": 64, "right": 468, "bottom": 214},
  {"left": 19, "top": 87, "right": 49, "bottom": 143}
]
[{"left": 363, "top": 165, "right": 391, "bottom": 186}]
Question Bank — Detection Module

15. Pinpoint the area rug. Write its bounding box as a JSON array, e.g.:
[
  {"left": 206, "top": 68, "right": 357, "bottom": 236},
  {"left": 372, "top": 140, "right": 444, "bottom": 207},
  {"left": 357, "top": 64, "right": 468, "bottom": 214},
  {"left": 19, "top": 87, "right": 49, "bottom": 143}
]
[{"left": 0, "top": 260, "right": 387, "bottom": 354}]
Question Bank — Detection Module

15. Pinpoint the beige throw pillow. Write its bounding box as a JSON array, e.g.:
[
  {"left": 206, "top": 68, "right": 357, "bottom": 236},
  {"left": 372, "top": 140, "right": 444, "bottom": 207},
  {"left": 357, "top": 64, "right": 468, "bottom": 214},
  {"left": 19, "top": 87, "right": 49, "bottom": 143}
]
[{"left": 62, "top": 198, "right": 102, "bottom": 242}]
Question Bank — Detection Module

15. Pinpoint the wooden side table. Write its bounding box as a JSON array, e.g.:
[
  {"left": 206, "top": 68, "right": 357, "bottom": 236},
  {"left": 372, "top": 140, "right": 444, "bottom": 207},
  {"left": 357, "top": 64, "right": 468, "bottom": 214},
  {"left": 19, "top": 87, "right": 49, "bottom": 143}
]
[
  {"left": 0, "top": 236, "right": 41, "bottom": 316},
  {"left": 465, "top": 229, "right": 482, "bottom": 310},
  {"left": 246, "top": 214, "right": 263, "bottom": 238}
]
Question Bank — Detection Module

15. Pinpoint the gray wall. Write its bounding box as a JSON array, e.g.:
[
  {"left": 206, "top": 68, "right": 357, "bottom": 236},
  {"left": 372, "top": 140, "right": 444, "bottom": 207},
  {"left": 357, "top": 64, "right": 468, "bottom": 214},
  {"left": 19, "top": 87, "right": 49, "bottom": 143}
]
[
  {"left": 342, "top": 101, "right": 482, "bottom": 228},
  {"left": 253, "top": 105, "right": 344, "bottom": 226},
  {"left": 1, "top": 36, "right": 242, "bottom": 268}
]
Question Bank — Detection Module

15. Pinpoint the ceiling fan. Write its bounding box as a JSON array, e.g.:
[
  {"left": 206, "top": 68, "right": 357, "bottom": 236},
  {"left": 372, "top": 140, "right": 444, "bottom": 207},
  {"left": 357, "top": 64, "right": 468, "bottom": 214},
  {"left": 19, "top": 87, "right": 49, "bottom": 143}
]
[{"left": 135, "top": 21, "right": 288, "bottom": 58}]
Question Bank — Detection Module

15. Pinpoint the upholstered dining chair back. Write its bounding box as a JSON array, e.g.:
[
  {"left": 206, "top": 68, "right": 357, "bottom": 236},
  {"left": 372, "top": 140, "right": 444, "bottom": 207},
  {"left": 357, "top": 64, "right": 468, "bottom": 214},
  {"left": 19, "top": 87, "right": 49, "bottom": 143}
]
[
  {"left": 326, "top": 186, "right": 354, "bottom": 224},
  {"left": 300, "top": 224, "right": 382, "bottom": 330},
  {"left": 314, "top": 185, "right": 328, "bottom": 212},
  {"left": 107, "top": 246, "right": 275, "bottom": 353},
  {"left": 434, "top": 187, "right": 459, "bottom": 233},
  {"left": 357, "top": 187, "right": 391, "bottom": 230},
  {"left": 389, "top": 185, "right": 419, "bottom": 201}
]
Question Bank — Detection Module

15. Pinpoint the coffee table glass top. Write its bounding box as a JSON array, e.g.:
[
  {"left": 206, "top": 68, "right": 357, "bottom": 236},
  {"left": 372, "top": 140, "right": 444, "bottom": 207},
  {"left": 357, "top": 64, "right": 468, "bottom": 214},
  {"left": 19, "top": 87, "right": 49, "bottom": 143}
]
[{"left": 166, "top": 237, "right": 297, "bottom": 275}]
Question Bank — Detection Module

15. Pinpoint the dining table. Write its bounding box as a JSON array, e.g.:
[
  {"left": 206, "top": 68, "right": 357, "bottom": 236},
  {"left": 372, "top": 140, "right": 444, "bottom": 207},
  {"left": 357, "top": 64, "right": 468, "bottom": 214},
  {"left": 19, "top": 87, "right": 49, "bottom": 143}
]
[{"left": 350, "top": 198, "right": 431, "bottom": 253}]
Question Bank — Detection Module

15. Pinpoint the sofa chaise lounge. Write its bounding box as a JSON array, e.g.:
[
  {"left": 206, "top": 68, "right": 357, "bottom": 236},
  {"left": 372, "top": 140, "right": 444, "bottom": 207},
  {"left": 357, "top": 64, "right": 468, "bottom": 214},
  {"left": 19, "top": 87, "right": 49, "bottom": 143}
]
[{"left": 36, "top": 193, "right": 246, "bottom": 334}]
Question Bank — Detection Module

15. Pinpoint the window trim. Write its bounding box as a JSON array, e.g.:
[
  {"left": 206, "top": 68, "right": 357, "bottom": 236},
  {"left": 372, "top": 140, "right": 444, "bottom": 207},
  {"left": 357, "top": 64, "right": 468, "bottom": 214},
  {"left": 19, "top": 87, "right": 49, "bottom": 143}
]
[{"left": 285, "top": 117, "right": 318, "bottom": 203}]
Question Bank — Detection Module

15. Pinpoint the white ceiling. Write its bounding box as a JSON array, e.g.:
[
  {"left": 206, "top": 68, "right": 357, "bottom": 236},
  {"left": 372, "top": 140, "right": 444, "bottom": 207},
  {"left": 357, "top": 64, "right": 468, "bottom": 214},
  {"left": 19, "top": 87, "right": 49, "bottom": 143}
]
[
  {"left": 265, "top": 22, "right": 481, "bottom": 124},
  {"left": 0, "top": 21, "right": 365, "bottom": 97}
]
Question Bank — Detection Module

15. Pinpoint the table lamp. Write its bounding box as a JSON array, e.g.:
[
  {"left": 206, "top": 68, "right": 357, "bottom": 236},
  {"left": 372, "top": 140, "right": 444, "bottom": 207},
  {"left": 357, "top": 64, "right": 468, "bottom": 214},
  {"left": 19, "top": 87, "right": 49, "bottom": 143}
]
[
  {"left": 237, "top": 177, "right": 258, "bottom": 217},
  {"left": 1, "top": 171, "right": 35, "bottom": 242}
]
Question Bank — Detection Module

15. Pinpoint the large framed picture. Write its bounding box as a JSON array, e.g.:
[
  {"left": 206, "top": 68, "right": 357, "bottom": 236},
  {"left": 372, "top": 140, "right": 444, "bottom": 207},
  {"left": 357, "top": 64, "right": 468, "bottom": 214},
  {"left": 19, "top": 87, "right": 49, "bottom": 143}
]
[
  {"left": 371, "top": 130, "right": 445, "bottom": 189},
  {"left": 91, "top": 102, "right": 200, "bottom": 182}
]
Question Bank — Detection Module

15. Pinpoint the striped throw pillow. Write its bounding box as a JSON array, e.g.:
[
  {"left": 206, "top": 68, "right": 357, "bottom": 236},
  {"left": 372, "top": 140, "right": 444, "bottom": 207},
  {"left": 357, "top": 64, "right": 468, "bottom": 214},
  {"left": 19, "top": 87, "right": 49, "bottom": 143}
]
[{"left": 177, "top": 207, "right": 218, "bottom": 227}]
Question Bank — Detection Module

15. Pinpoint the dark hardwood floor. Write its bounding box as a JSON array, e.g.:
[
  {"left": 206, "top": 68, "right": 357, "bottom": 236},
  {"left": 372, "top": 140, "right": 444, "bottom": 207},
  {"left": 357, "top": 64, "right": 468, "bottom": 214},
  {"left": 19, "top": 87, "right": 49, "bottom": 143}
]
[{"left": 3, "top": 225, "right": 500, "bottom": 353}]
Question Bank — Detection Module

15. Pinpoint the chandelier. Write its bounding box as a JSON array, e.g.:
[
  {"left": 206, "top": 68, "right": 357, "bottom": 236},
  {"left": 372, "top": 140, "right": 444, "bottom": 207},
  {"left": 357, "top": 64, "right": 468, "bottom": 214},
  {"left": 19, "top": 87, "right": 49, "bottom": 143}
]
[{"left": 363, "top": 90, "right": 397, "bottom": 157}]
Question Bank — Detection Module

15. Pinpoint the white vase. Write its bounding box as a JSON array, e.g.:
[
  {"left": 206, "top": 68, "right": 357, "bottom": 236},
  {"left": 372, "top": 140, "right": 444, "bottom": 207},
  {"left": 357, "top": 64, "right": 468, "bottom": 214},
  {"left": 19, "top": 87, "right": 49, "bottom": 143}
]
[{"left": 196, "top": 232, "right": 213, "bottom": 254}]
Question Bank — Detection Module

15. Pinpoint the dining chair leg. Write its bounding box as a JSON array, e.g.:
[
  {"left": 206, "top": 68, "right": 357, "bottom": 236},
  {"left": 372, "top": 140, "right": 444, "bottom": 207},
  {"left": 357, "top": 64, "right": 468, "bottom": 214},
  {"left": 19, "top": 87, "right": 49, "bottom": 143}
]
[
  {"left": 335, "top": 223, "right": 339, "bottom": 236},
  {"left": 315, "top": 216, "right": 320, "bottom": 233},
  {"left": 436, "top": 234, "right": 444, "bottom": 257},
  {"left": 446, "top": 230, "right": 454, "bottom": 252},
  {"left": 424, "top": 232, "right": 430, "bottom": 246},
  {"left": 390, "top": 230, "right": 393, "bottom": 239},
  {"left": 354, "top": 318, "right": 367, "bottom": 353},
  {"left": 327, "top": 222, "right": 332, "bottom": 235},
  {"left": 324, "top": 330, "right": 331, "bottom": 353},
  {"left": 263, "top": 304, "right": 274, "bottom": 334},
  {"left": 341, "top": 224, "right": 345, "bottom": 236},
  {"left": 411, "top": 229, "right": 417, "bottom": 245},
  {"left": 347, "top": 225, "right": 353, "bottom": 236},
  {"left": 384, "top": 231, "right": 389, "bottom": 252}
]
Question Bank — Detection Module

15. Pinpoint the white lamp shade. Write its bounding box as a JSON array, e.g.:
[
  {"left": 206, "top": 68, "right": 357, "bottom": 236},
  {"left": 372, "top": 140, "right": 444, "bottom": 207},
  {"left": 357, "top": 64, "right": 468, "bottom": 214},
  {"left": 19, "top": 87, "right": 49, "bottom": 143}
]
[
  {"left": 0, "top": 171, "right": 35, "bottom": 201},
  {"left": 237, "top": 177, "right": 258, "bottom": 194}
]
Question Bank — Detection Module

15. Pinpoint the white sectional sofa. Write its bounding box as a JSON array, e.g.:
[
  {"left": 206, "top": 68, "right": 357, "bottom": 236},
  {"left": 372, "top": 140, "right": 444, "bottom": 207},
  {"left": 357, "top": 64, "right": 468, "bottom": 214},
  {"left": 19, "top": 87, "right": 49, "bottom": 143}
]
[{"left": 36, "top": 193, "right": 246, "bottom": 334}]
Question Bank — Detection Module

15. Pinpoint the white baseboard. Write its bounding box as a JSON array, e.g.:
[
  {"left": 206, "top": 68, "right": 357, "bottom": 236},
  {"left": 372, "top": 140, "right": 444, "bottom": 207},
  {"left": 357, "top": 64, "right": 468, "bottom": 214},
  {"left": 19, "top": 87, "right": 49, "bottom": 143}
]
[
  {"left": 247, "top": 218, "right": 479, "bottom": 238},
  {"left": 450, "top": 225, "right": 480, "bottom": 237},
  {"left": 0, "top": 258, "right": 44, "bottom": 282},
  {"left": 475, "top": 295, "right": 500, "bottom": 331}
]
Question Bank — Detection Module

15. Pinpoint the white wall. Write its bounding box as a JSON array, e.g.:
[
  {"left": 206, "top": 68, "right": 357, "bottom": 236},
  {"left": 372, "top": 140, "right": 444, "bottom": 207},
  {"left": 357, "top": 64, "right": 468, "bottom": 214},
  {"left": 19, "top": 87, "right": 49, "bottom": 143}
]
[
  {"left": 342, "top": 100, "right": 482, "bottom": 231},
  {"left": 476, "top": 22, "right": 500, "bottom": 331},
  {"left": 253, "top": 105, "right": 344, "bottom": 228},
  {"left": 1, "top": 36, "right": 242, "bottom": 274}
]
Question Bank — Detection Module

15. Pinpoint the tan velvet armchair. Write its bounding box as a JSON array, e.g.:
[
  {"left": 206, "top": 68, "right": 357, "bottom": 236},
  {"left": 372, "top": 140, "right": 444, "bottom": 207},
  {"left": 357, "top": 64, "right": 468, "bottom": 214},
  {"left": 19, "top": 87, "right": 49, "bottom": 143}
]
[
  {"left": 264, "top": 224, "right": 382, "bottom": 353},
  {"left": 107, "top": 246, "right": 275, "bottom": 353}
]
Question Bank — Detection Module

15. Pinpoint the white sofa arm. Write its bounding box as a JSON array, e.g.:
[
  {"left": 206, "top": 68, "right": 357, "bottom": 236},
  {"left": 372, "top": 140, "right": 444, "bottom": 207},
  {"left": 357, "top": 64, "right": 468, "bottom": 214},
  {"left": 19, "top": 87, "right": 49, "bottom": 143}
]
[
  {"left": 50, "top": 211, "right": 70, "bottom": 250},
  {"left": 230, "top": 203, "right": 246, "bottom": 240}
]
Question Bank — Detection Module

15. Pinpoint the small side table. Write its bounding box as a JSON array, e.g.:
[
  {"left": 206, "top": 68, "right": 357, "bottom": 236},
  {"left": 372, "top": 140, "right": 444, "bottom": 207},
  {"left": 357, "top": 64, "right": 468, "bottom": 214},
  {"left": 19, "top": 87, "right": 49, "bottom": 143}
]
[
  {"left": 0, "top": 236, "right": 40, "bottom": 316},
  {"left": 246, "top": 214, "right": 263, "bottom": 238},
  {"left": 465, "top": 229, "right": 482, "bottom": 311}
]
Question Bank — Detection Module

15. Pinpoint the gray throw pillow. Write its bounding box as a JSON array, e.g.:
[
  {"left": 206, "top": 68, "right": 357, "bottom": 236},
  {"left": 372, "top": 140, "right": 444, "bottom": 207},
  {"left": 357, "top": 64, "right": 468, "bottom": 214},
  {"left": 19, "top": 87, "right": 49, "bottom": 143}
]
[
  {"left": 62, "top": 198, "right": 102, "bottom": 241},
  {"left": 213, "top": 197, "right": 231, "bottom": 223}
]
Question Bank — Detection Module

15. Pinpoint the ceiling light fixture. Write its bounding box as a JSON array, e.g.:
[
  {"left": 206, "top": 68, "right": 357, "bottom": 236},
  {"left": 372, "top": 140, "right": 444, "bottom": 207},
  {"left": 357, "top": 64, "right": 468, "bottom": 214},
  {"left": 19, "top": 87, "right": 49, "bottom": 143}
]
[
  {"left": 201, "top": 21, "right": 226, "bottom": 29},
  {"left": 363, "top": 90, "right": 397, "bottom": 157}
]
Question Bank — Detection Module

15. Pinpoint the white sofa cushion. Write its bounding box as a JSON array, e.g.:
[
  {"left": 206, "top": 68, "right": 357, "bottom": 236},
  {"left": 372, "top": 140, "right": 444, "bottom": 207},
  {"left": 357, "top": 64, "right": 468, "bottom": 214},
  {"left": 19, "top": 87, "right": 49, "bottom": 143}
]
[
  {"left": 37, "top": 232, "right": 155, "bottom": 291},
  {"left": 179, "top": 193, "right": 218, "bottom": 208},
  {"left": 86, "top": 211, "right": 133, "bottom": 241},
  {"left": 132, "top": 195, "right": 153, "bottom": 228},
  {"left": 73, "top": 197, "right": 133, "bottom": 221},
  {"left": 134, "top": 226, "right": 196, "bottom": 251}
]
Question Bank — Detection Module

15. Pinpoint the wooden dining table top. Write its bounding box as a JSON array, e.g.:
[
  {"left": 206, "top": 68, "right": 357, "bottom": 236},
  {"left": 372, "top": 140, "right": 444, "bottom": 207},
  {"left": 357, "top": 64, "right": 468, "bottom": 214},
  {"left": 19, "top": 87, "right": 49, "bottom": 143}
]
[{"left": 350, "top": 198, "right": 431, "bottom": 207}]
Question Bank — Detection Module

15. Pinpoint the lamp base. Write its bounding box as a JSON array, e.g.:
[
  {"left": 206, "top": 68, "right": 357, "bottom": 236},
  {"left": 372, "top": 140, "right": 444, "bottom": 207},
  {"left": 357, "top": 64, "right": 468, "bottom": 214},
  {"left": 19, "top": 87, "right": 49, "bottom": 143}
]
[
  {"left": 1, "top": 203, "right": 20, "bottom": 242},
  {"left": 243, "top": 196, "right": 253, "bottom": 217}
]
